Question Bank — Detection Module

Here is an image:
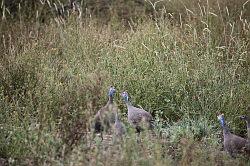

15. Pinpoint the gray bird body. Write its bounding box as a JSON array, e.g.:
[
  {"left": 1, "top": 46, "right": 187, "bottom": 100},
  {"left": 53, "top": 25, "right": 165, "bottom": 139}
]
[
  {"left": 223, "top": 126, "right": 249, "bottom": 154},
  {"left": 218, "top": 114, "right": 250, "bottom": 156},
  {"left": 240, "top": 115, "right": 250, "bottom": 139},
  {"left": 240, "top": 115, "right": 250, "bottom": 154},
  {"left": 93, "top": 87, "right": 117, "bottom": 134},
  {"left": 127, "top": 104, "right": 153, "bottom": 130},
  {"left": 121, "top": 92, "right": 153, "bottom": 132},
  {"left": 94, "top": 101, "right": 117, "bottom": 132}
]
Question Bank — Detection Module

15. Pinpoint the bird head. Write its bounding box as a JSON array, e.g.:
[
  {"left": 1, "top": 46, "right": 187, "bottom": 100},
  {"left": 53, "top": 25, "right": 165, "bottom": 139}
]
[
  {"left": 217, "top": 113, "right": 225, "bottom": 127},
  {"left": 239, "top": 115, "right": 250, "bottom": 122},
  {"left": 121, "top": 91, "right": 129, "bottom": 102},
  {"left": 108, "top": 86, "right": 116, "bottom": 97}
]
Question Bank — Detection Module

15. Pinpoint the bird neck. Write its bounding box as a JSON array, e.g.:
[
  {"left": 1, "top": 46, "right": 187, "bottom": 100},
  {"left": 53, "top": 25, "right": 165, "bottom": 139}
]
[
  {"left": 125, "top": 101, "right": 132, "bottom": 107},
  {"left": 247, "top": 122, "right": 250, "bottom": 139},
  {"left": 222, "top": 125, "right": 231, "bottom": 135},
  {"left": 247, "top": 120, "right": 250, "bottom": 129},
  {"left": 219, "top": 118, "right": 230, "bottom": 135},
  {"left": 247, "top": 128, "right": 250, "bottom": 139},
  {"left": 108, "top": 95, "right": 114, "bottom": 104}
]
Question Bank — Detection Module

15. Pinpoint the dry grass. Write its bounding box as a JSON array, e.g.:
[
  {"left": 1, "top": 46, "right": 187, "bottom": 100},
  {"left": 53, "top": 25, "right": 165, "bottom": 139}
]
[{"left": 0, "top": 0, "right": 250, "bottom": 165}]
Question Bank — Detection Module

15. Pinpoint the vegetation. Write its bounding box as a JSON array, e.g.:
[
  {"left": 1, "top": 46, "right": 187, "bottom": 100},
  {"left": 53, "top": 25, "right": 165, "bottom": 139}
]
[{"left": 0, "top": 0, "right": 250, "bottom": 165}]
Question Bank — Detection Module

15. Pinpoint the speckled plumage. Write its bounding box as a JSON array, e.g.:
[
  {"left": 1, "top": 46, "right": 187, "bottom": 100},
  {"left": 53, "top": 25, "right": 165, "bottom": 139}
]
[
  {"left": 240, "top": 115, "right": 250, "bottom": 140},
  {"left": 240, "top": 115, "right": 250, "bottom": 154},
  {"left": 218, "top": 114, "right": 250, "bottom": 156},
  {"left": 121, "top": 91, "right": 153, "bottom": 132},
  {"left": 93, "top": 86, "right": 117, "bottom": 135}
]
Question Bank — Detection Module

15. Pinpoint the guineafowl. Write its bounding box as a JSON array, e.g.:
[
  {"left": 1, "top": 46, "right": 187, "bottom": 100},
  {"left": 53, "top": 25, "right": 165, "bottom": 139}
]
[
  {"left": 240, "top": 115, "right": 250, "bottom": 154},
  {"left": 114, "top": 112, "right": 126, "bottom": 137},
  {"left": 240, "top": 115, "right": 250, "bottom": 139},
  {"left": 93, "top": 86, "right": 117, "bottom": 138},
  {"left": 218, "top": 114, "right": 250, "bottom": 156},
  {"left": 121, "top": 91, "right": 153, "bottom": 133}
]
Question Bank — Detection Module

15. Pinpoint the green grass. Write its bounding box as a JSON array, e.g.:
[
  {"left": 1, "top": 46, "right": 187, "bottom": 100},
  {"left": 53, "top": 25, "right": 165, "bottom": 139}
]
[{"left": 0, "top": 0, "right": 250, "bottom": 165}]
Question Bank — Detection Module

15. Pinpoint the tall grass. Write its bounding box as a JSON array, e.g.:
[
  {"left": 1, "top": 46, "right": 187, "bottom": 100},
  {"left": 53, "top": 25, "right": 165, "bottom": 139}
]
[{"left": 0, "top": 0, "right": 250, "bottom": 165}]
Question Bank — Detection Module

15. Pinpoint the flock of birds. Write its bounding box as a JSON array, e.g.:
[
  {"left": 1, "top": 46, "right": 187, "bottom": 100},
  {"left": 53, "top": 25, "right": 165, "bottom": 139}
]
[
  {"left": 92, "top": 86, "right": 250, "bottom": 157},
  {"left": 92, "top": 86, "right": 153, "bottom": 139}
]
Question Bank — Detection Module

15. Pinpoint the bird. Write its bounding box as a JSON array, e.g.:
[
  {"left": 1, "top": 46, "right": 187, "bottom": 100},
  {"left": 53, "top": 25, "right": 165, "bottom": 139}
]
[
  {"left": 240, "top": 115, "right": 250, "bottom": 151},
  {"left": 217, "top": 113, "right": 250, "bottom": 156},
  {"left": 121, "top": 91, "right": 153, "bottom": 133},
  {"left": 93, "top": 86, "right": 117, "bottom": 139},
  {"left": 239, "top": 115, "right": 250, "bottom": 139},
  {"left": 113, "top": 111, "right": 126, "bottom": 137}
]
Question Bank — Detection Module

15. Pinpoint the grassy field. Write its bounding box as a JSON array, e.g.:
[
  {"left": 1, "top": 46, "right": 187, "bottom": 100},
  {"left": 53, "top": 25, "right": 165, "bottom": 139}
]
[{"left": 0, "top": 0, "right": 250, "bottom": 165}]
